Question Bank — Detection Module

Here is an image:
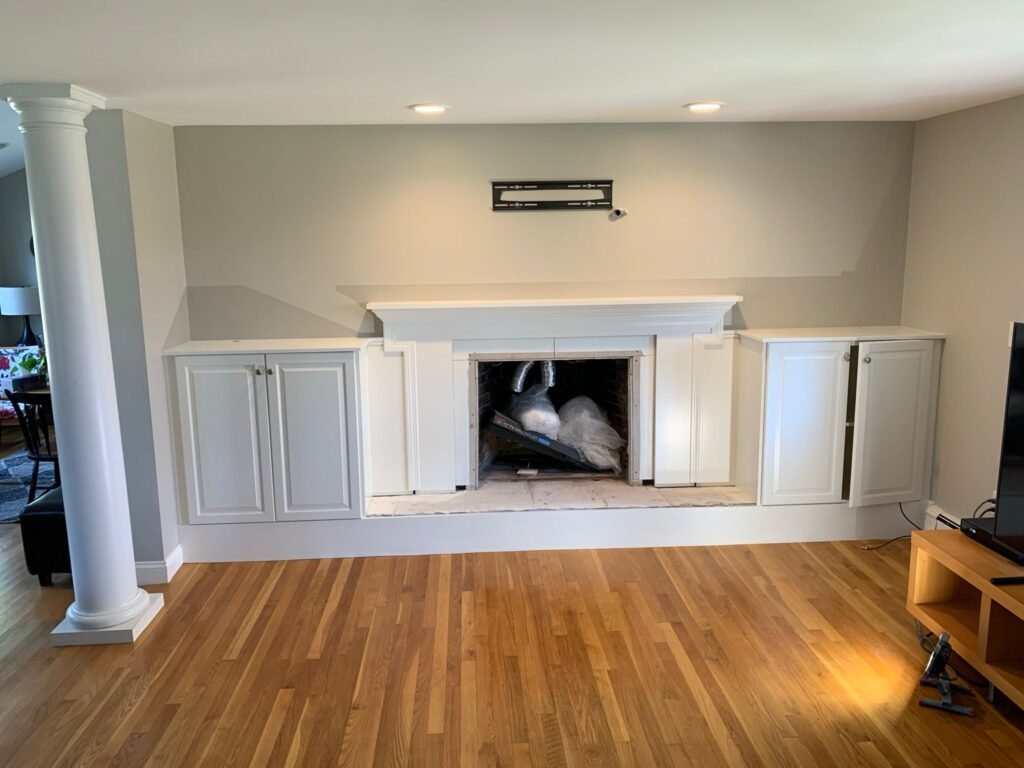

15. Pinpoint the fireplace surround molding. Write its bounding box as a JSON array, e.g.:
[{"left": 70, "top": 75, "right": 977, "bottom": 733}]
[
  {"left": 367, "top": 295, "right": 742, "bottom": 494},
  {"left": 367, "top": 295, "right": 743, "bottom": 342}
]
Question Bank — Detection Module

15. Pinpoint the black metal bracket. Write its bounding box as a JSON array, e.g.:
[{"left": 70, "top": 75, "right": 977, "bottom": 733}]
[{"left": 492, "top": 180, "right": 613, "bottom": 211}]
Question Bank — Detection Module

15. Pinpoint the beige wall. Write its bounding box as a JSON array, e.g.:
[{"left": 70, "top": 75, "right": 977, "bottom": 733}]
[
  {"left": 88, "top": 110, "right": 189, "bottom": 564},
  {"left": 902, "top": 95, "right": 1024, "bottom": 517},
  {"left": 175, "top": 122, "right": 915, "bottom": 337},
  {"left": 122, "top": 111, "right": 190, "bottom": 561}
]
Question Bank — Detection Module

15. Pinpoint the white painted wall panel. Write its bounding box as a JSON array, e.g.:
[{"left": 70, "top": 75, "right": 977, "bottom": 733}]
[
  {"left": 366, "top": 342, "right": 410, "bottom": 495},
  {"left": 654, "top": 333, "right": 694, "bottom": 485},
  {"left": 453, "top": 358, "right": 471, "bottom": 487},
  {"left": 413, "top": 340, "right": 457, "bottom": 492},
  {"left": 553, "top": 336, "right": 653, "bottom": 356},
  {"left": 693, "top": 333, "right": 735, "bottom": 484},
  {"left": 733, "top": 336, "right": 766, "bottom": 502},
  {"left": 452, "top": 338, "right": 554, "bottom": 359}
]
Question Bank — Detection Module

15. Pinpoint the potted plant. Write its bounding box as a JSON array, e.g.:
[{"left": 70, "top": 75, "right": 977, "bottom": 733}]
[{"left": 11, "top": 350, "right": 47, "bottom": 392}]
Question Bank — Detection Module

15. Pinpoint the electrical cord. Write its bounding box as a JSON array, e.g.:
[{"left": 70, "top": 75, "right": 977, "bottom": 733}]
[
  {"left": 973, "top": 498, "right": 997, "bottom": 518},
  {"left": 861, "top": 534, "right": 910, "bottom": 551},
  {"left": 899, "top": 501, "right": 921, "bottom": 531},
  {"left": 861, "top": 502, "right": 920, "bottom": 550}
]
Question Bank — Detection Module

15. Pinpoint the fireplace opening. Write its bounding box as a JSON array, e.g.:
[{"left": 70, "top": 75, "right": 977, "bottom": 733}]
[{"left": 470, "top": 355, "right": 638, "bottom": 486}]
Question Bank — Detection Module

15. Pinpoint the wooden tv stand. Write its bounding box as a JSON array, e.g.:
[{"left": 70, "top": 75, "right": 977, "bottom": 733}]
[{"left": 908, "top": 530, "right": 1024, "bottom": 709}]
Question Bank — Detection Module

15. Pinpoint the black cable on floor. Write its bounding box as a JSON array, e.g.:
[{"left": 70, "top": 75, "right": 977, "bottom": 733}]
[{"left": 861, "top": 534, "right": 911, "bottom": 551}]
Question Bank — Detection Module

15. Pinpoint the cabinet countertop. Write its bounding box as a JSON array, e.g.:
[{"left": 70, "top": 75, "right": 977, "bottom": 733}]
[
  {"left": 163, "top": 338, "right": 371, "bottom": 356},
  {"left": 737, "top": 326, "right": 945, "bottom": 344}
]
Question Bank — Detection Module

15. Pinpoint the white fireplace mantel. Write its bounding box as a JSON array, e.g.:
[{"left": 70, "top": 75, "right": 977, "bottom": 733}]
[
  {"left": 366, "top": 295, "right": 743, "bottom": 495},
  {"left": 368, "top": 295, "right": 742, "bottom": 341}
]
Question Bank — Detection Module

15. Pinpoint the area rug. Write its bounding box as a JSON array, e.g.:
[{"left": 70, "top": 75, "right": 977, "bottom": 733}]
[{"left": 0, "top": 451, "right": 56, "bottom": 523}]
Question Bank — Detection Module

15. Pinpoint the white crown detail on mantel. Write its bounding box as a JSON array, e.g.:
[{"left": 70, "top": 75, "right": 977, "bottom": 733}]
[{"left": 367, "top": 295, "right": 742, "bottom": 342}]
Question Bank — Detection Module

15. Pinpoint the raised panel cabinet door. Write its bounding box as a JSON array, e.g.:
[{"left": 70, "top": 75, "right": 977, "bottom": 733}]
[
  {"left": 761, "top": 341, "right": 851, "bottom": 506},
  {"left": 849, "top": 339, "right": 935, "bottom": 507},
  {"left": 266, "top": 352, "right": 363, "bottom": 521},
  {"left": 175, "top": 354, "right": 274, "bottom": 524}
]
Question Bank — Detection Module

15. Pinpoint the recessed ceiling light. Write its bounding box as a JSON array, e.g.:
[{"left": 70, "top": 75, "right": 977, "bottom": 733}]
[
  {"left": 408, "top": 104, "right": 450, "bottom": 115},
  {"left": 684, "top": 102, "right": 724, "bottom": 114}
]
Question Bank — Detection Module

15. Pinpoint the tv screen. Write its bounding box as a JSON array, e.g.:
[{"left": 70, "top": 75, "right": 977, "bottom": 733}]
[{"left": 995, "top": 322, "right": 1024, "bottom": 555}]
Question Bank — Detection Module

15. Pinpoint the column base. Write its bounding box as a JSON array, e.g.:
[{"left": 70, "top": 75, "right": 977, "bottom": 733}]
[{"left": 50, "top": 592, "right": 164, "bottom": 647}]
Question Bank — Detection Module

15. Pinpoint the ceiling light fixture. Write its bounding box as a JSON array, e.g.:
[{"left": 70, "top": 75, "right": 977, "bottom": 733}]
[
  {"left": 408, "top": 104, "right": 450, "bottom": 115},
  {"left": 684, "top": 102, "right": 724, "bottom": 114}
]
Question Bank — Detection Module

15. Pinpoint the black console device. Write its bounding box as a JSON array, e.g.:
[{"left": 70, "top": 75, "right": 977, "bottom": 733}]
[{"left": 961, "top": 516, "right": 1024, "bottom": 567}]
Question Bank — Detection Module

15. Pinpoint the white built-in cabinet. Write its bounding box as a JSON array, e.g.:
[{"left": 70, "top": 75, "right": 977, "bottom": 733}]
[
  {"left": 848, "top": 339, "right": 936, "bottom": 507},
  {"left": 736, "top": 329, "right": 942, "bottom": 508},
  {"left": 762, "top": 341, "right": 852, "bottom": 505},
  {"left": 175, "top": 351, "right": 363, "bottom": 524}
]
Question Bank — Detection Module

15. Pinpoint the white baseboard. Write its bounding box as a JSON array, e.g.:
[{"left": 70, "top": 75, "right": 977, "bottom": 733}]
[
  {"left": 179, "top": 500, "right": 924, "bottom": 563},
  {"left": 135, "top": 544, "right": 184, "bottom": 585},
  {"left": 923, "top": 503, "right": 962, "bottom": 530}
]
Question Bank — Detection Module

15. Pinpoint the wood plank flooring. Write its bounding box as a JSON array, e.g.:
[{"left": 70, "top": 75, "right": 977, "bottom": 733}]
[{"left": 1, "top": 524, "right": 1022, "bottom": 767}]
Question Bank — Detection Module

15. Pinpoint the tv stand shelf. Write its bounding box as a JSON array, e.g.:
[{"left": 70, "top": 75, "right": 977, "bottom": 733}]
[{"left": 908, "top": 530, "right": 1024, "bottom": 709}]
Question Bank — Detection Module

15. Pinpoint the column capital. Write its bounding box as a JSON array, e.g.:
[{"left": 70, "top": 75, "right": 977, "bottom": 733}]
[
  {"left": 0, "top": 82, "right": 106, "bottom": 109},
  {"left": 1, "top": 83, "right": 107, "bottom": 133}
]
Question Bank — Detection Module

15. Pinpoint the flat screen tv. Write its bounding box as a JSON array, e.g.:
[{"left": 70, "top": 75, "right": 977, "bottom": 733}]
[{"left": 994, "top": 322, "right": 1024, "bottom": 558}]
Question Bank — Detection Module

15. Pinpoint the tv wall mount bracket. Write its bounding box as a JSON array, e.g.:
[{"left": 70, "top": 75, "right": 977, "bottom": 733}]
[{"left": 491, "top": 180, "right": 613, "bottom": 211}]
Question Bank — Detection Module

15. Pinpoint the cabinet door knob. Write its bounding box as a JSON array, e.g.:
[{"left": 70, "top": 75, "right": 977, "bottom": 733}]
[
  {"left": 863, "top": 356, "right": 872, "bottom": 364},
  {"left": 843, "top": 352, "right": 851, "bottom": 362},
  {"left": 267, "top": 367, "right": 274, "bottom": 375},
  {"left": 254, "top": 367, "right": 263, "bottom": 376}
]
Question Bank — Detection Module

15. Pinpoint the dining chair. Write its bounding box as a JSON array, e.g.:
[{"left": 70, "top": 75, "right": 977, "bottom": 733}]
[{"left": 6, "top": 391, "right": 60, "bottom": 503}]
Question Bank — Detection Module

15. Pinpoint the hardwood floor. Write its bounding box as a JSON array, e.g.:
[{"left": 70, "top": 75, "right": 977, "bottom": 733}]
[{"left": 1, "top": 526, "right": 1022, "bottom": 767}]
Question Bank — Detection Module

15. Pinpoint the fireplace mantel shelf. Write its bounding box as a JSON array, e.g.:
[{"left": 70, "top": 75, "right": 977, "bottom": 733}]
[
  {"left": 368, "top": 295, "right": 743, "bottom": 342},
  {"left": 367, "top": 295, "right": 742, "bottom": 311}
]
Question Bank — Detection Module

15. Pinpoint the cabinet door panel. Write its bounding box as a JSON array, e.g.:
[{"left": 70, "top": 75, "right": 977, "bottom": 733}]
[
  {"left": 176, "top": 354, "right": 274, "bottom": 524},
  {"left": 849, "top": 340, "right": 934, "bottom": 507},
  {"left": 267, "top": 353, "right": 362, "bottom": 520},
  {"left": 762, "top": 342, "right": 850, "bottom": 505}
]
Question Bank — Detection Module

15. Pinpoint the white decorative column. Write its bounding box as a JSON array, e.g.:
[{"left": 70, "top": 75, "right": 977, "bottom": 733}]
[{"left": 1, "top": 84, "right": 163, "bottom": 645}]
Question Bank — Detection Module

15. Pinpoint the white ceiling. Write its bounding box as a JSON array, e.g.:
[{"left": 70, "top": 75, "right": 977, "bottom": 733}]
[
  {"left": 1, "top": 1, "right": 1023, "bottom": 126},
  {"left": 0, "top": 108, "right": 24, "bottom": 178}
]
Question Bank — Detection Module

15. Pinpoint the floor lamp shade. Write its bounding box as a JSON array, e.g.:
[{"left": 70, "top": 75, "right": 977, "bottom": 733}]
[{"left": 0, "top": 286, "right": 42, "bottom": 346}]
